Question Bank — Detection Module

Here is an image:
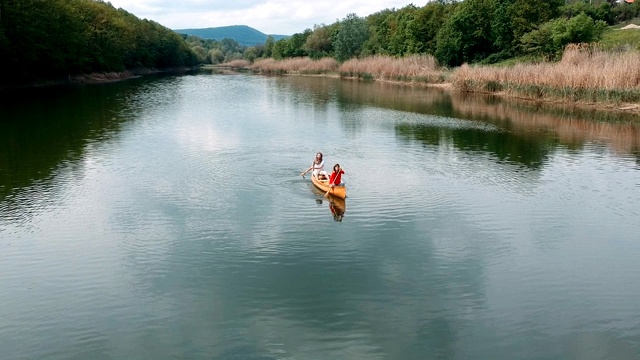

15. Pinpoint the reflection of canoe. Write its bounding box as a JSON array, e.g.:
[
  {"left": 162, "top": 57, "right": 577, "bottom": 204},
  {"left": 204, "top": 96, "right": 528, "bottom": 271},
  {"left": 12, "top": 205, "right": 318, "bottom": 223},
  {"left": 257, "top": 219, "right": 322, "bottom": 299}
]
[
  {"left": 328, "top": 196, "right": 346, "bottom": 222},
  {"left": 311, "top": 174, "right": 346, "bottom": 199},
  {"left": 328, "top": 195, "right": 346, "bottom": 213}
]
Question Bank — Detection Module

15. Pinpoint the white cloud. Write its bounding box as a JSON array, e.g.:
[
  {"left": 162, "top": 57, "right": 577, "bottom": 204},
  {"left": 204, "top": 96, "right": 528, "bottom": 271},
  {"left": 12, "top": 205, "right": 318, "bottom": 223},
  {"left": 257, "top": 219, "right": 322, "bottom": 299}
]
[{"left": 107, "top": 0, "right": 414, "bottom": 34}]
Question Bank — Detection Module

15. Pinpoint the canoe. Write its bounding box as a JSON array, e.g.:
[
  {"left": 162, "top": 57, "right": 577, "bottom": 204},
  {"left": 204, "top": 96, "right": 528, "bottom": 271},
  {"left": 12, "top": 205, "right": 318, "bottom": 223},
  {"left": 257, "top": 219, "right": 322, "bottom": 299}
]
[{"left": 311, "top": 174, "right": 346, "bottom": 199}]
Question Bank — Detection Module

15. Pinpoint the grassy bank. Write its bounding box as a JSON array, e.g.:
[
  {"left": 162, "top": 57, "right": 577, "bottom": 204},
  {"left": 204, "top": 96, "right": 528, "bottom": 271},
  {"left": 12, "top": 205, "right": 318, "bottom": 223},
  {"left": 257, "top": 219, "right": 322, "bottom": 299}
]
[
  {"left": 0, "top": 67, "right": 197, "bottom": 89},
  {"left": 240, "top": 46, "right": 640, "bottom": 115},
  {"left": 451, "top": 45, "right": 640, "bottom": 106}
]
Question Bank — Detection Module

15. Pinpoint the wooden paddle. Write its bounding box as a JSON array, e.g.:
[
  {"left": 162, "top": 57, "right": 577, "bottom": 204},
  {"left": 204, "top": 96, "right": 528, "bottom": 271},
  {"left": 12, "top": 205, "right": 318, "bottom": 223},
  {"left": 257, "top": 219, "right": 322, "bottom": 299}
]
[
  {"left": 324, "top": 174, "right": 334, "bottom": 197},
  {"left": 324, "top": 167, "right": 343, "bottom": 197}
]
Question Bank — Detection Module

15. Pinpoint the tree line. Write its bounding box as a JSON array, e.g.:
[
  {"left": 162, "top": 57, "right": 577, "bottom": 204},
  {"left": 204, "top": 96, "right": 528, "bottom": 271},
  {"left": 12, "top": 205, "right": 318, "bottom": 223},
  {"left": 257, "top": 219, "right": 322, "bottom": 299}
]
[
  {"left": 184, "top": 0, "right": 640, "bottom": 66},
  {"left": 262, "top": 0, "right": 639, "bottom": 67},
  {"left": 0, "top": 0, "right": 199, "bottom": 85},
  {"left": 1, "top": 0, "right": 639, "bottom": 86}
]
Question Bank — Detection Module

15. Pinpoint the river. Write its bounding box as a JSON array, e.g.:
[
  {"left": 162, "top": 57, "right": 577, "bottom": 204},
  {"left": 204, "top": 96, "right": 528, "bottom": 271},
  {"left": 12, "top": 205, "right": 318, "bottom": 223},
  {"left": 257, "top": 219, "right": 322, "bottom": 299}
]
[{"left": 1, "top": 72, "right": 639, "bottom": 359}]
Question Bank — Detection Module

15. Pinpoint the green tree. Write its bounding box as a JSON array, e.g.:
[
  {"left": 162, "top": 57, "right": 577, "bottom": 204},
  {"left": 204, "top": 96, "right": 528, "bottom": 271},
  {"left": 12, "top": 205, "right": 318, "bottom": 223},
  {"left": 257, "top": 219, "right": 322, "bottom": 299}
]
[
  {"left": 221, "top": 38, "right": 241, "bottom": 55},
  {"left": 612, "top": 0, "right": 640, "bottom": 22},
  {"left": 209, "top": 48, "right": 224, "bottom": 64},
  {"left": 224, "top": 51, "right": 243, "bottom": 62},
  {"left": 333, "top": 13, "right": 369, "bottom": 61},
  {"left": 271, "top": 38, "right": 287, "bottom": 59},
  {"left": 303, "top": 24, "right": 333, "bottom": 59},
  {"left": 0, "top": 0, "right": 198, "bottom": 85},
  {"left": 562, "top": 1, "right": 614, "bottom": 24},
  {"left": 508, "top": 0, "right": 564, "bottom": 48},
  {"left": 386, "top": 5, "right": 419, "bottom": 56},
  {"left": 243, "top": 46, "right": 257, "bottom": 62},
  {"left": 434, "top": 21, "right": 463, "bottom": 66},
  {"left": 435, "top": 0, "right": 497, "bottom": 66},
  {"left": 410, "top": 2, "right": 453, "bottom": 55},
  {"left": 521, "top": 13, "right": 607, "bottom": 58},
  {"left": 362, "top": 8, "right": 396, "bottom": 56},
  {"left": 283, "top": 29, "right": 310, "bottom": 57},
  {"left": 192, "top": 46, "right": 208, "bottom": 63},
  {"left": 264, "top": 35, "right": 275, "bottom": 58},
  {"left": 492, "top": 0, "right": 514, "bottom": 52}
]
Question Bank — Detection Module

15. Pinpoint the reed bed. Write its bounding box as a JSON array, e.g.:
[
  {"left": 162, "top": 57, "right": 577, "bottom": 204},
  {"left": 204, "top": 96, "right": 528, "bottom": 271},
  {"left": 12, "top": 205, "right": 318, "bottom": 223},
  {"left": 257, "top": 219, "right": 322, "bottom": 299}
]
[
  {"left": 220, "top": 59, "right": 251, "bottom": 68},
  {"left": 451, "top": 46, "right": 640, "bottom": 104},
  {"left": 338, "top": 55, "right": 445, "bottom": 83},
  {"left": 251, "top": 57, "right": 339, "bottom": 75}
]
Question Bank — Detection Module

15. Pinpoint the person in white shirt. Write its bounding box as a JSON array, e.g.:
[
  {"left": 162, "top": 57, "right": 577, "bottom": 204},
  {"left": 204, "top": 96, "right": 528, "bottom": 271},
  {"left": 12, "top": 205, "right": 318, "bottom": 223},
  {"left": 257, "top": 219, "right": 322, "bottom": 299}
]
[{"left": 301, "top": 152, "right": 329, "bottom": 179}]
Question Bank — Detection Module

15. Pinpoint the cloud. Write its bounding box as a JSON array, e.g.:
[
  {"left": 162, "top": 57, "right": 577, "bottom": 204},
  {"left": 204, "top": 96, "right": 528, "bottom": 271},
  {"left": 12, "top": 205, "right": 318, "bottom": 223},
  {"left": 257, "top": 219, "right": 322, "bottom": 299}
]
[{"left": 107, "top": 0, "right": 413, "bottom": 35}]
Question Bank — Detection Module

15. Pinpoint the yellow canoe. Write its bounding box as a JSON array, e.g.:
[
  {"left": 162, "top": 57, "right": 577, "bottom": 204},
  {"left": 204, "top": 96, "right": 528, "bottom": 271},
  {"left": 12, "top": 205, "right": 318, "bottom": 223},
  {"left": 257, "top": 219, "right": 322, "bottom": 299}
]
[{"left": 311, "top": 174, "right": 346, "bottom": 199}]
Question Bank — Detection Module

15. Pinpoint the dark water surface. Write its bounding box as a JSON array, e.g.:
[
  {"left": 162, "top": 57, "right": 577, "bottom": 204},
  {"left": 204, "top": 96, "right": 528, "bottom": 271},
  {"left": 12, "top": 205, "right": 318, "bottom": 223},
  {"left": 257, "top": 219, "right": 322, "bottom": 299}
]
[{"left": 1, "top": 73, "right": 639, "bottom": 359}]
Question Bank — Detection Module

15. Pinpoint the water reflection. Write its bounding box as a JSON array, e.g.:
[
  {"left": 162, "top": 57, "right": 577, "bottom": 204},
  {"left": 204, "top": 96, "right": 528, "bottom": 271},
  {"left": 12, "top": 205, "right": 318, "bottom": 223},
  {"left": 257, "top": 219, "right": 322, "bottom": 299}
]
[
  {"left": 395, "top": 122, "right": 552, "bottom": 169},
  {"left": 448, "top": 92, "right": 640, "bottom": 157},
  {"left": 0, "top": 84, "right": 127, "bottom": 224},
  {"left": 2, "top": 73, "right": 639, "bottom": 359},
  {"left": 279, "top": 76, "right": 640, "bottom": 160},
  {"left": 328, "top": 196, "right": 345, "bottom": 222},
  {"left": 0, "top": 75, "right": 184, "bottom": 221},
  {"left": 309, "top": 184, "right": 346, "bottom": 222}
]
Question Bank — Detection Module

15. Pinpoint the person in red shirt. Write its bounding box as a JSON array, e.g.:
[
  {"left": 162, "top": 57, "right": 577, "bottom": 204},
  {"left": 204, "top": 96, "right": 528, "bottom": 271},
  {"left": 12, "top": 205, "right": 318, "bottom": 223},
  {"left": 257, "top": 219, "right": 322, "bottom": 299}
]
[{"left": 329, "top": 164, "right": 345, "bottom": 188}]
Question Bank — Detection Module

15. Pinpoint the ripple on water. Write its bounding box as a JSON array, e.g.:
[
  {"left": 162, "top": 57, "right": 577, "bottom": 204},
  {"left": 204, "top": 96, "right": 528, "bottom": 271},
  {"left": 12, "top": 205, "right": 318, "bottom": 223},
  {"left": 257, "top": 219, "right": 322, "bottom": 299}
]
[{"left": 3, "top": 74, "right": 640, "bottom": 360}]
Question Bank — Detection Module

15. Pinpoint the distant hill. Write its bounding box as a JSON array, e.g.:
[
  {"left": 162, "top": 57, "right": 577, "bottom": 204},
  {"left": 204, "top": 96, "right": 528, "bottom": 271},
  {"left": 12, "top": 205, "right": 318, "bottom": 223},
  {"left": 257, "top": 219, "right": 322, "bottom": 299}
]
[{"left": 174, "top": 25, "right": 289, "bottom": 46}]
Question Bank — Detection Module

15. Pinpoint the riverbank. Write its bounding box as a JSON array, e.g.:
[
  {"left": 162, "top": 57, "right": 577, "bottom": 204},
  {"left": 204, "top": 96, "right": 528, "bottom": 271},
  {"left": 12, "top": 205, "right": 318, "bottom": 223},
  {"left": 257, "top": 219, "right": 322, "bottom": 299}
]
[
  {"left": 307, "top": 75, "right": 640, "bottom": 116},
  {"left": 249, "top": 51, "right": 640, "bottom": 118},
  {"left": 0, "top": 67, "right": 197, "bottom": 89},
  {"left": 420, "top": 81, "right": 640, "bottom": 115},
  {"left": 250, "top": 71, "right": 640, "bottom": 117}
]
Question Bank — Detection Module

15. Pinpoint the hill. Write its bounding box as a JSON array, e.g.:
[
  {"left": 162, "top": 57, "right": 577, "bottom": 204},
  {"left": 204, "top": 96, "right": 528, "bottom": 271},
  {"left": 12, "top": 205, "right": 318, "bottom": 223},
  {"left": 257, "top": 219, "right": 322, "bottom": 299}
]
[{"left": 174, "top": 25, "right": 289, "bottom": 46}]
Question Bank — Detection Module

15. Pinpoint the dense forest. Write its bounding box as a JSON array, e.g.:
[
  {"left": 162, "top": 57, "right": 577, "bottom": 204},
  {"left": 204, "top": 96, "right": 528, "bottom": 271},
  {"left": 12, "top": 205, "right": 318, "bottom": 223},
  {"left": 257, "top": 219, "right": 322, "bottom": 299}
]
[
  {"left": 141, "top": 0, "right": 640, "bottom": 67},
  {"left": 0, "top": 0, "right": 199, "bottom": 85},
  {"left": 1, "top": 0, "right": 639, "bottom": 86},
  {"left": 265, "top": 0, "right": 640, "bottom": 66}
]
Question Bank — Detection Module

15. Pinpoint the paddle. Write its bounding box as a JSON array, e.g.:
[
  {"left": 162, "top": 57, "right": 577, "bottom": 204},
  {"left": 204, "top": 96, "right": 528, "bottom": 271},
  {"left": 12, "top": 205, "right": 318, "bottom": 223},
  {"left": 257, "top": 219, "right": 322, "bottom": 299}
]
[
  {"left": 324, "top": 173, "right": 335, "bottom": 198},
  {"left": 324, "top": 167, "right": 343, "bottom": 197}
]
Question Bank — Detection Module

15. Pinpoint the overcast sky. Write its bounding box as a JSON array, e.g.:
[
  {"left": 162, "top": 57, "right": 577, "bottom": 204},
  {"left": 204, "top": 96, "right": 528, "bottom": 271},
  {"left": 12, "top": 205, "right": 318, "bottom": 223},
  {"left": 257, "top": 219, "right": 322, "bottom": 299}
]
[{"left": 106, "top": 0, "right": 416, "bottom": 35}]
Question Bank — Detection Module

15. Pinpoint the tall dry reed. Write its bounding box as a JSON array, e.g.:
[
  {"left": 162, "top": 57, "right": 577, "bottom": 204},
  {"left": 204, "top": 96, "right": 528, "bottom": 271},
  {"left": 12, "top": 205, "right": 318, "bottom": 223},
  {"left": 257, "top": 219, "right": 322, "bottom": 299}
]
[
  {"left": 220, "top": 59, "right": 251, "bottom": 68},
  {"left": 451, "top": 46, "right": 640, "bottom": 104},
  {"left": 251, "top": 57, "right": 339, "bottom": 74},
  {"left": 339, "top": 55, "right": 445, "bottom": 83}
]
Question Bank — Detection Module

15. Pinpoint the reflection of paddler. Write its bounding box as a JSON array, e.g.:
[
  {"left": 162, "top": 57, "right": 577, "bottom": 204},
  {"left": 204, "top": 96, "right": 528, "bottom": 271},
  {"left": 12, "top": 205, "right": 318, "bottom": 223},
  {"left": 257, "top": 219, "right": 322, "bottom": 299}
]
[{"left": 328, "top": 196, "right": 346, "bottom": 222}]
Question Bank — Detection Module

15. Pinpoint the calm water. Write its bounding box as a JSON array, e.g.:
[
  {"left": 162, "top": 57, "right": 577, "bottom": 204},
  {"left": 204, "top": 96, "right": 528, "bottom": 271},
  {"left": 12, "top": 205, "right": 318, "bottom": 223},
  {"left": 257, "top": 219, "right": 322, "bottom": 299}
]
[{"left": 1, "top": 73, "right": 639, "bottom": 360}]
